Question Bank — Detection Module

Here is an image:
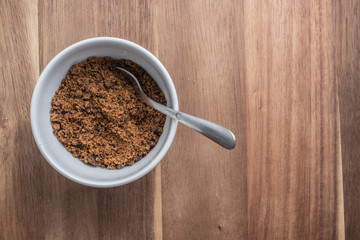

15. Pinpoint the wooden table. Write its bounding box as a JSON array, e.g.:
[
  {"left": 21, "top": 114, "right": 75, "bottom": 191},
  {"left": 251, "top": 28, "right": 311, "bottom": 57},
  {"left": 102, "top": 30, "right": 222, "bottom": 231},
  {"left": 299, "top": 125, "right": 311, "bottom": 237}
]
[{"left": 1, "top": 0, "right": 359, "bottom": 239}]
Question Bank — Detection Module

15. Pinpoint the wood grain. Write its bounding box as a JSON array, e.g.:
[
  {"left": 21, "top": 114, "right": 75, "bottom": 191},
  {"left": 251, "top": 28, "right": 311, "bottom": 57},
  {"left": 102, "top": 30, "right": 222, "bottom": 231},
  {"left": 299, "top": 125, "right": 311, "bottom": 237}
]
[
  {"left": 336, "top": 0, "right": 360, "bottom": 239},
  {"left": 244, "top": 1, "right": 344, "bottom": 239},
  {"left": 0, "top": 0, "right": 44, "bottom": 239},
  {"left": 1, "top": 0, "right": 360, "bottom": 239}
]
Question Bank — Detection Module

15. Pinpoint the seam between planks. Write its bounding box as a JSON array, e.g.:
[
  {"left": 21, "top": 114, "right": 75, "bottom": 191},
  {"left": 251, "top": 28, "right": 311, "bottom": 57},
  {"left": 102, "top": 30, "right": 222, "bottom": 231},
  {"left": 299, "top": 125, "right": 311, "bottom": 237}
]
[{"left": 154, "top": 164, "right": 163, "bottom": 240}]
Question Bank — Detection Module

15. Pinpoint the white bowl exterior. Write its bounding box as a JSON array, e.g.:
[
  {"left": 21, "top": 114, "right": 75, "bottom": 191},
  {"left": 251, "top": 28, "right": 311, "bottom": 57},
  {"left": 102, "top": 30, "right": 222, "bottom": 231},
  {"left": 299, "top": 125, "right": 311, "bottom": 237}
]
[{"left": 31, "top": 38, "right": 178, "bottom": 187}]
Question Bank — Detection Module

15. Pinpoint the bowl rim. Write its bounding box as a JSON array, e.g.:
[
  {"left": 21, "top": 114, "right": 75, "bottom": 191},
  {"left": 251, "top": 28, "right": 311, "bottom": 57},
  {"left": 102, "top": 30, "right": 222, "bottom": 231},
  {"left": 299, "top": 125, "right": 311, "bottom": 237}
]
[{"left": 30, "top": 37, "right": 179, "bottom": 187}]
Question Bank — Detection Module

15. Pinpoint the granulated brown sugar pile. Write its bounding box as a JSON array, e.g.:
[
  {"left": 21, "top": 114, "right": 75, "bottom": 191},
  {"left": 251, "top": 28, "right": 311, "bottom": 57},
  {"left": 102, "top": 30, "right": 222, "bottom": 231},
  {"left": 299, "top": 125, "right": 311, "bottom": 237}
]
[{"left": 50, "top": 57, "right": 166, "bottom": 169}]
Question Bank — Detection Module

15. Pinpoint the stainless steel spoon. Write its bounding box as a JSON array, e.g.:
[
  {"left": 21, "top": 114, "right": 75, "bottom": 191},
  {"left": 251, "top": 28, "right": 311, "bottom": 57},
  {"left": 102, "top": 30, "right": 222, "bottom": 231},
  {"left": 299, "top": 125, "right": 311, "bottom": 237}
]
[{"left": 116, "top": 67, "right": 236, "bottom": 150}]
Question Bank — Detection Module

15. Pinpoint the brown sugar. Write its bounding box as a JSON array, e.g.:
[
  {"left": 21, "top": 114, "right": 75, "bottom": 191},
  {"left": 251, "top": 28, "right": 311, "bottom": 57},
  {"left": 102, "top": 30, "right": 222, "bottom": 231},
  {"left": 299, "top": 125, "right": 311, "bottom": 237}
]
[{"left": 50, "top": 57, "right": 166, "bottom": 169}]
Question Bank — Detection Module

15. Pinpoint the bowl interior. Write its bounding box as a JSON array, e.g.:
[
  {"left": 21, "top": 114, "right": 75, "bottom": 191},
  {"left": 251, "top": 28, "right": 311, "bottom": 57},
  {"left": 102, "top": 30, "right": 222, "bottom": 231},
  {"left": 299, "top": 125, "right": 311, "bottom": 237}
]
[{"left": 31, "top": 38, "right": 178, "bottom": 187}]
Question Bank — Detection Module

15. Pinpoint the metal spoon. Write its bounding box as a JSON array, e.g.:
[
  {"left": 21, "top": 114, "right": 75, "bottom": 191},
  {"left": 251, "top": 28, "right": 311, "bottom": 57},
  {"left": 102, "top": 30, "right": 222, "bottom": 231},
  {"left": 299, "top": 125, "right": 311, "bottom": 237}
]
[{"left": 116, "top": 67, "right": 236, "bottom": 150}]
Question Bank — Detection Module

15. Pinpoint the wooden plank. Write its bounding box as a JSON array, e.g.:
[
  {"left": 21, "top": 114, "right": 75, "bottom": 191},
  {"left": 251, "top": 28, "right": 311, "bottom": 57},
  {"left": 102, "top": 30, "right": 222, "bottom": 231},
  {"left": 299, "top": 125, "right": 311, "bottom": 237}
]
[
  {"left": 0, "top": 0, "right": 44, "bottom": 239},
  {"left": 336, "top": 0, "right": 360, "bottom": 239},
  {"left": 243, "top": 0, "right": 344, "bottom": 239},
  {"left": 38, "top": 2, "right": 98, "bottom": 238},
  {"left": 152, "top": 1, "right": 248, "bottom": 239},
  {"left": 38, "top": 0, "right": 157, "bottom": 239}
]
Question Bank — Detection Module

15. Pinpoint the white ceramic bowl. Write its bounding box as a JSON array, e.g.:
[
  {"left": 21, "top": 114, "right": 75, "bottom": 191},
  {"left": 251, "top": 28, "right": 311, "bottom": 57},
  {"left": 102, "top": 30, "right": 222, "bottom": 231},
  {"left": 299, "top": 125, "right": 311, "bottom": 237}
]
[{"left": 31, "top": 37, "right": 178, "bottom": 187}]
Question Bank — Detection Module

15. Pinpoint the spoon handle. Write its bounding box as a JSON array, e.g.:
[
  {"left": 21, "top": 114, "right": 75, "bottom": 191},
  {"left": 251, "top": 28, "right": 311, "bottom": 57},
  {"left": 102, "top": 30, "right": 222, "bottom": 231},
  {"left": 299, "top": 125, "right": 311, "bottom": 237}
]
[
  {"left": 176, "top": 112, "right": 236, "bottom": 150},
  {"left": 149, "top": 99, "right": 236, "bottom": 150},
  {"left": 117, "top": 67, "right": 236, "bottom": 149}
]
